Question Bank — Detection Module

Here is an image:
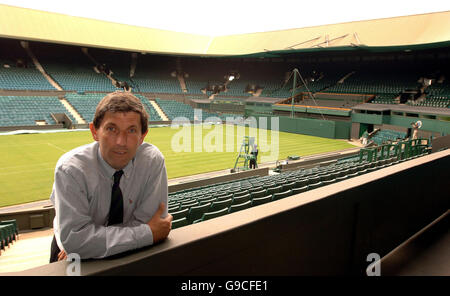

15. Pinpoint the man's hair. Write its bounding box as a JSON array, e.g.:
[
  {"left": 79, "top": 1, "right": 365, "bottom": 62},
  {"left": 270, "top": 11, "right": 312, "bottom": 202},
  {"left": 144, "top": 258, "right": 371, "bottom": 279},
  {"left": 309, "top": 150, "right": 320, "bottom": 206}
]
[{"left": 93, "top": 91, "right": 149, "bottom": 134}]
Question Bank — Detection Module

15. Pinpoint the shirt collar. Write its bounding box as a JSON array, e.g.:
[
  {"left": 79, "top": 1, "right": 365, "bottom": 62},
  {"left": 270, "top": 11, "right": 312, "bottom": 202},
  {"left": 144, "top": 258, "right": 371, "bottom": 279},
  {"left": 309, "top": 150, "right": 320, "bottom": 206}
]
[{"left": 96, "top": 144, "right": 134, "bottom": 180}]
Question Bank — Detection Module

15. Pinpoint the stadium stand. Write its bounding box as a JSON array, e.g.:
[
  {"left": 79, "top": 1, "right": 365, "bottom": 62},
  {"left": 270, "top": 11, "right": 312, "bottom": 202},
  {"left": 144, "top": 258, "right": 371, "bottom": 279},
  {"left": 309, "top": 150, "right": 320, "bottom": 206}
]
[
  {"left": 42, "top": 59, "right": 118, "bottom": 92},
  {"left": 134, "top": 94, "right": 163, "bottom": 121},
  {"left": 0, "top": 96, "right": 76, "bottom": 126},
  {"left": 64, "top": 93, "right": 104, "bottom": 123},
  {"left": 0, "top": 59, "right": 55, "bottom": 91},
  {"left": 155, "top": 98, "right": 220, "bottom": 121},
  {"left": 167, "top": 138, "right": 430, "bottom": 229},
  {"left": 370, "top": 129, "right": 407, "bottom": 146},
  {"left": 0, "top": 219, "right": 19, "bottom": 255},
  {"left": 127, "top": 55, "right": 183, "bottom": 94}
]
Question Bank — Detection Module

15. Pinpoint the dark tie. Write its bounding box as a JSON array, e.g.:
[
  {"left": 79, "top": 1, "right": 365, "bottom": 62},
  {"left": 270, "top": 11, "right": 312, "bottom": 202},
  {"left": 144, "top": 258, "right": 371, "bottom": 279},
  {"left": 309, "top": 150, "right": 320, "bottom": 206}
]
[{"left": 108, "top": 170, "right": 124, "bottom": 226}]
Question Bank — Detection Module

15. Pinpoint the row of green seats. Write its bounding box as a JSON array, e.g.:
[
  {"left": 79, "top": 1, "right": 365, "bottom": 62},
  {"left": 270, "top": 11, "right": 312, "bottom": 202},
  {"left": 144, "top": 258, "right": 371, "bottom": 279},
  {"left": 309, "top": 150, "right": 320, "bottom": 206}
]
[{"left": 0, "top": 219, "right": 19, "bottom": 254}]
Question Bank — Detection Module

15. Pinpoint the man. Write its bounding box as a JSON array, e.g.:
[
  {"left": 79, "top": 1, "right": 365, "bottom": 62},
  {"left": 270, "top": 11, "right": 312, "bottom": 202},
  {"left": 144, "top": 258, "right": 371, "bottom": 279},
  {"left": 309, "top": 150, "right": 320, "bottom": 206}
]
[
  {"left": 250, "top": 143, "right": 258, "bottom": 169},
  {"left": 411, "top": 122, "right": 419, "bottom": 140},
  {"left": 50, "top": 91, "right": 172, "bottom": 262},
  {"left": 360, "top": 130, "right": 369, "bottom": 146}
]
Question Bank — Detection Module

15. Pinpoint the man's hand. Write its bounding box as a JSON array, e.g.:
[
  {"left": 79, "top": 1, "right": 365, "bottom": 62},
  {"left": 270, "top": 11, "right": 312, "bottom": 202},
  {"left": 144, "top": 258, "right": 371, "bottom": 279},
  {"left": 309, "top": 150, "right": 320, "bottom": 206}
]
[
  {"left": 148, "top": 203, "right": 173, "bottom": 244},
  {"left": 57, "top": 250, "right": 67, "bottom": 261}
]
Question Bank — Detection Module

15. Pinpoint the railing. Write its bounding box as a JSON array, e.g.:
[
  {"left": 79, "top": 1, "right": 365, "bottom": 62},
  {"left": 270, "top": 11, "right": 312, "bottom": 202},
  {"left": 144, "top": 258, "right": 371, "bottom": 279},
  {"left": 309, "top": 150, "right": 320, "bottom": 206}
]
[{"left": 359, "top": 138, "right": 430, "bottom": 162}]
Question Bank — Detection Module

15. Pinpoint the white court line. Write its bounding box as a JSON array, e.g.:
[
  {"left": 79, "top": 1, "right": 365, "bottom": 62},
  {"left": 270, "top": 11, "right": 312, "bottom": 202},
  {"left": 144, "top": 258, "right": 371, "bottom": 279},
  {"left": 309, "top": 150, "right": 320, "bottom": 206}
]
[{"left": 47, "top": 142, "right": 67, "bottom": 152}]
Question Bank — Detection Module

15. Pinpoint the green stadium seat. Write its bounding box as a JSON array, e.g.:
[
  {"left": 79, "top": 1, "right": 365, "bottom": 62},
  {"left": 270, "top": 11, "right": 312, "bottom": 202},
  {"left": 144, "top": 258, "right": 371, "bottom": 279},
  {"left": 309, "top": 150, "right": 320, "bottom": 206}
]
[
  {"left": 291, "top": 185, "right": 308, "bottom": 195},
  {"left": 251, "top": 195, "right": 272, "bottom": 207},
  {"left": 0, "top": 225, "right": 12, "bottom": 247},
  {"left": 195, "top": 195, "right": 211, "bottom": 201},
  {"left": 228, "top": 200, "right": 252, "bottom": 213},
  {"left": 216, "top": 193, "right": 233, "bottom": 201},
  {"left": 172, "top": 217, "right": 189, "bottom": 229},
  {"left": 272, "top": 190, "right": 293, "bottom": 201},
  {"left": 179, "top": 201, "right": 199, "bottom": 211},
  {"left": 233, "top": 190, "right": 249, "bottom": 198},
  {"left": 248, "top": 189, "right": 266, "bottom": 200},
  {"left": 170, "top": 208, "right": 190, "bottom": 220},
  {"left": 209, "top": 198, "right": 233, "bottom": 212},
  {"left": 262, "top": 182, "right": 276, "bottom": 189},
  {"left": 308, "top": 176, "right": 320, "bottom": 184},
  {"left": 231, "top": 193, "right": 252, "bottom": 205},
  {"left": 281, "top": 182, "right": 296, "bottom": 191},
  {"left": 1, "top": 219, "right": 19, "bottom": 237},
  {"left": 0, "top": 226, "right": 6, "bottom": 250},
  {"left": 346, "top": 172, "right": 359, "bottom": 179},
  {"left": 319, "top": 174, "right": 332, "bottom": 182},
  {"left": 294, "top": 178, "right": 309, "bottom": 189},
  {"left": 195, "top": 207, "right": 230, "bottom": 223},
  {"left": 322, "top": 179, "right": 337, "bottom": 186},
  {"left": 187, "top": 203, "right": 212, "bottom": 224},
  {"left": 335, "top": 175, "right": 348, "bottom": 182},
  {"left": 168, "top": 204, "right": 180, "bottom": 212},
  {"left": 199, "top": 198, "right": 216, "bottom": 205},
  {"left": 248, "top": 186, "right": 264, "bottom": 194},
  {"left": 266, "top": 185, "right": 282, "bottom": 195},
  {"left": 308, "top": 182, "right": 323, "bottom": 190}
]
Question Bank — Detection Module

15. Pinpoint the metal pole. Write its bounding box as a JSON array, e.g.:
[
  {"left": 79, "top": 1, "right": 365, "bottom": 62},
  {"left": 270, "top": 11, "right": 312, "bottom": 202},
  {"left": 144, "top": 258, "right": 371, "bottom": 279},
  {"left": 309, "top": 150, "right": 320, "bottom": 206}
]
[{"left": 291, "top": 69, "right": 298, "bottom": 118}]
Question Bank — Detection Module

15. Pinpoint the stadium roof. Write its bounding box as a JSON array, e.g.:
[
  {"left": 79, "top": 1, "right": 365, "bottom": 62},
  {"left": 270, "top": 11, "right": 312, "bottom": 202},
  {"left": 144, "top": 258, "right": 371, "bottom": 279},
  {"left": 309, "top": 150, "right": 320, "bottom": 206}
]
[{"left": 0, "top": 4, "right": 449, "bottom": 56}]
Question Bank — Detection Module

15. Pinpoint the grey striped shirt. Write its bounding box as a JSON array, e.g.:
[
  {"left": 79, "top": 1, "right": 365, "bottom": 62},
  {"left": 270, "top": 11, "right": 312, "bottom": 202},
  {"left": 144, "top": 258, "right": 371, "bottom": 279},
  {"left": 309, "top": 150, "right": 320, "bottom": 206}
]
[{"left": 50, "top": 141, "right": 168, "bottom": 259}]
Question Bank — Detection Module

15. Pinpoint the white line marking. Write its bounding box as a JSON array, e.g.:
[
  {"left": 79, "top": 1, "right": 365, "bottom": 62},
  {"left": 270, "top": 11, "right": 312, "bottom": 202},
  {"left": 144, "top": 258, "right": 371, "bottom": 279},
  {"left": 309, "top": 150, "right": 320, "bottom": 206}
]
[{"left": 47, "top": 143, "right": 66, "bottom": 152}]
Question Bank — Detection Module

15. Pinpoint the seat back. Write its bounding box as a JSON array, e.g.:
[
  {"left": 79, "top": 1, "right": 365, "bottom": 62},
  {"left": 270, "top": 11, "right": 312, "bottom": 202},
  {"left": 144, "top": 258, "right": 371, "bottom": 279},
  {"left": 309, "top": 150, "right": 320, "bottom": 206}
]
[
  {"left": 308, "top": 181, "right": 324, "bottom": 190},
  {"left": 228, "top": 200, "right": 252, "bottom": 213},
  {"left": 233, "top": 190, "right": 249, "bottom": 199},
  {"left": 248, "top": 186, "right": 264, "bottom": 194},
  {"left": 209, "top": 198, "right": 233, "bottom": 212},
  {"left": 179, "top": 200, "right": 199, "bottom": 211},
  {"left": 250, "top": 189, "right": 267, "bottom": 199},
  {"left": 187, "top": 203, "right": 212, "bottom": 224},
  {"left": 172, "top": 217, "right": 189, "bottom": 229},
  {"left": 266, "top": 185, "right": 282, "bottom": 195},
  {"left": 171, "top": 208, "right": 190, "bottom": 220},
  {"left": 202, "top": 207, "right": 230, "bottom": 221},
  {"left": 294, "top": 178, "right": 308, "bottom": 189},
  {"left": 291, "top": 185, "right": 308, "bottom": 195},
  {"left": 216, "top": 193, "right": 233, "bottom": 201},
  {"left": 251, "top": 195, "right": 272, "bottom": 207},
  {"left": 281, "top": 182, "right": 296, "bottom": 191},
  {"left": 232, "top": 193, "right": 252, "bottom": 205},
  {"left": 272, "top": 190, "right": 292, "bottom": 201}
]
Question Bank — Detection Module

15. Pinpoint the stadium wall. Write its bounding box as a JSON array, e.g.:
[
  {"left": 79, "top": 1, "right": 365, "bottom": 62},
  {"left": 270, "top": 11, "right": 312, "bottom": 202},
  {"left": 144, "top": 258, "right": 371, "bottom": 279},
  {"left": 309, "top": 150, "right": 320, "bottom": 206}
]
[
  {"left": 250, "top": 115, "right": 351, "bottom": 139},
  {"left": 8, "top": 149, "right": 449, "bottom": 276},
  {"left": 353, "top": 113, "right": 450, "bottom": 135}
]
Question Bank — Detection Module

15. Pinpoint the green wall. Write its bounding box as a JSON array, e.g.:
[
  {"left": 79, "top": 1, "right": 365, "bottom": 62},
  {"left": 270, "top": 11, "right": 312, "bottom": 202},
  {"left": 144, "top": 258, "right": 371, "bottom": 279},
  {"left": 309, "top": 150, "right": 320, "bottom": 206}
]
[{"left": 249, "top": 115, "right": 350, "bottom": 139}]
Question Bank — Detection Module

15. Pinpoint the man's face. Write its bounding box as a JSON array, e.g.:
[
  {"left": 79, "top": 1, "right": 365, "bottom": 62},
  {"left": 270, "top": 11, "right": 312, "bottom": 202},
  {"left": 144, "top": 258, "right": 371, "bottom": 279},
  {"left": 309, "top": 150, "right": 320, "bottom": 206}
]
[{"left": 90, "top": 111, "right": 148, "bottom": 170}]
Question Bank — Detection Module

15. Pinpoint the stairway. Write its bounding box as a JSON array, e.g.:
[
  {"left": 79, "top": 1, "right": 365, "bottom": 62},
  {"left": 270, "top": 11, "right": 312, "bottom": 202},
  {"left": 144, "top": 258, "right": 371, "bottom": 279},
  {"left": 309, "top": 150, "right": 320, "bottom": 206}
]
[
  {"left": 149, "top": 100, "right": 169, "bottom": 121},
  {"left": 81, "top": 47, "right": 119, "bottom": 89},
  {"left": 60, "top": 98, "right": 86, "bottom": 124},
  {"left": 20, "top": 41, "right": 63, "bottom": 91},
  {"left": 177, "top": 75, "right": 188, "bottom": 93},
  {"left": 176, "top": 58, "right": 188, "bottom": 93},
  {"left": 338, "top": 71, "right": 356, "bottom": 84}
]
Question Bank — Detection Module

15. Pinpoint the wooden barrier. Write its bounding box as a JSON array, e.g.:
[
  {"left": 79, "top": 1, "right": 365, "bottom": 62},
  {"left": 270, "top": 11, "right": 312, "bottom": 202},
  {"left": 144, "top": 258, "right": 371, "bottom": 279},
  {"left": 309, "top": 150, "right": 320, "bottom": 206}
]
[{"left": 4, "top": 149, "right": 448, "bottom": 276}]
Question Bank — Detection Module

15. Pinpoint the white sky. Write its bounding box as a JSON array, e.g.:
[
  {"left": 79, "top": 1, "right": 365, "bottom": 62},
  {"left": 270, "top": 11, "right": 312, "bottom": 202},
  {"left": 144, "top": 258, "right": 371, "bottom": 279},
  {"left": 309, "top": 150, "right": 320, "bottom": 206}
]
[{"left": 0, "top": 0, "right": 449, "bottom": 36}]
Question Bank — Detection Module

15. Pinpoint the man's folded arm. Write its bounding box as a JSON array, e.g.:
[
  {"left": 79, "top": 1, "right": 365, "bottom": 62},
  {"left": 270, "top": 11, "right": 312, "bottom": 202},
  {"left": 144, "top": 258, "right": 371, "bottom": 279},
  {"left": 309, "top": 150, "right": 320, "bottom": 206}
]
[{"left": 54, "top": 167, "right": 153, "bottom": 259}]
